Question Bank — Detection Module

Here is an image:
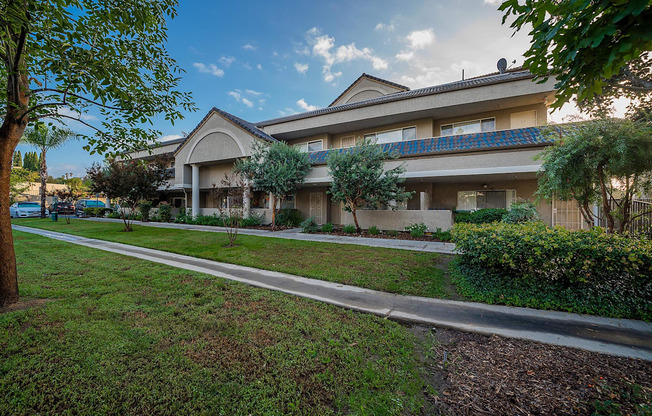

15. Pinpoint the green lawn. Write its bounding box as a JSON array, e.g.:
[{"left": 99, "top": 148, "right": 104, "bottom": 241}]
[
  {"left": 12, "top": 218, "right": 457, "bottom": 299},
  {"left": 1, "top": 231, "right": 426, "bottom": 415}
]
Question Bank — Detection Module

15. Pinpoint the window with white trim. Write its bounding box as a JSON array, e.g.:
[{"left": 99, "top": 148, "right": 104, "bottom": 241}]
[
  {"left": 340, "top": 136, "right": 356, "bottom": 148},
  {"left": 295, "top": 140, "right": 323, "bottom": 152},
  {"left": 441, "top": 118, "right": 495, "bottom": 136},
  {"left": 364, "top": 126, "right": 416, "bottom": 144},
  {"left": 457, "top": 190, "right": 516, "bottom": 211}
]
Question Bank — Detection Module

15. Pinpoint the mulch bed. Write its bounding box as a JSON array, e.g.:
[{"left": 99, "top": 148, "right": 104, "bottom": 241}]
[
  {"left": 411, "top": 326, "right": 651, "bottom": 416},
  {"left": 310, "top": 229, "right": 451, "bottom": 243}
]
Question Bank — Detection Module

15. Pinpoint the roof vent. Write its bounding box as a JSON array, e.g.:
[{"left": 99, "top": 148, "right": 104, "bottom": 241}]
[{"left": 497, "top": 58, "right": 507, "bottom": 74}]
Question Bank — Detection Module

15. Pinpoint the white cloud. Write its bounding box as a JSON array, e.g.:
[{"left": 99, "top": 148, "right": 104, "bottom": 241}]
[
  {"left": 257, "top": 63, "right": 263, "bottom": 70},
  {"left": 305, "top": 27, "right": 389, "bottom": 82},
  {"left": 296, "top": 98, "right": 318, "bottom": 111},
  {"left": 245, "top": 89, "right": 263, "bottom": 96},
  {"left": 193, "top": 62, "right": 224, "bottom": 77},
  {"left": 375, "top": 22, "right": 396, "bottom": 32},
  {"left": 57, "top": 106, "right": 98, "bottom": 122},
  {"left": 219, "top": 56, "right": 236, "bottom": 67},
  {"left": 294, "top": 62, "right": 309, "bottom": 74},
  {"left": 406, "top": 29, "right": 435, "bottom": 50},
  {"left": 395, "top": 51, "right": 414, "bottom": 61},
  {"left": 293, "top": 41, "right": 311, "bottom": 55},
  {"left": 228, "top": 91, "right": 254, "bottom": 107},
  {"left": 242, "top": 43, "right": 257, "bottom": 51},
  {"left": 242, "top": 63, "right": 252, "bottom": 70},
  {"left": 483, "top": 0, "right": 503, "bottom": 5},
  {"left": 278, "top": 107, "right": 298, "bottom": 116},
  {"left": 158, "top": 134, "right": 183, "bottom": 142}
]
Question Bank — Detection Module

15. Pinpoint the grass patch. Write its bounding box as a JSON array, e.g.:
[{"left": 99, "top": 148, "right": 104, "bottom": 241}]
[
  {"left": 13, "top": 218, "right": 454, "bottom": 299},
  {"left": 2, "top": 230, "right": 426, "bottom": 415}
]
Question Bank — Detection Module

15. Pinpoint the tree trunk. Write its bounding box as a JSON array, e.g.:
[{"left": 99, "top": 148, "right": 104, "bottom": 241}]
[
  {"left": 351, "top": 207, "right": 361, "bottom": 233},
  {"left": 40, "top": 149, "right": 47, "bottom": 218},
  {"left": 597, "top": 164, "right": 614, "bottom": 233},
  {"left": 0, "top": 119, "right": 28, "bottom": 307}
]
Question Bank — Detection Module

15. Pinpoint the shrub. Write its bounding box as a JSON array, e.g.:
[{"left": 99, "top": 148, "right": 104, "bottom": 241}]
[
  {"left": 276, "top": 208, "right": 302, "bottom": 227},
  {"left": 502, "top": 200, "right": 541, "bottom": 224},
  {"left": 342, "top": 224, "right": 357, "bottom": 234},
  {"left": 150, "top": 214, "right": 161, "bottom": 222},
  {"left": 192, "top": 214, "right": 223, "bottom": 226},
  {"left": 368, "top": 225, "right": 380, "bottom": 235},
  {"left": 455, "top": 208, "right": 508, "bottom": 224},
  {"left": 138, "top": 201, "right": 153, "bottom": 222},
  {"left": 386, "top": 229, "right": 398, "bottom": 237},
  {"left": 452, "top": 222, "right": 652, "bottom": 320},
  {"left": 405, "top": 223, "right": 427, "bottom": 238},
  {"left": 107, "top": 211, "right": 121, "bottom": 219},
  {"left": 432, "top": 228, "right": 452, "bottom": 242},
  {"left": 83, "top": 207, "right": 108, "bottom": 217},
  {"left": 300, "top": 217, "right": 320, "bottom": 233},
  {"left": 158, "top": 203, "right": 172, "bottom": 222},
  {"left": 174, "top": 207, "right": 190, "bottom": 223},
  {"left": 241, "top": 213, "right": 263, "bottom": 227},
  {"left": 320, "top": 222, "right": 334, "bottom": 233}
]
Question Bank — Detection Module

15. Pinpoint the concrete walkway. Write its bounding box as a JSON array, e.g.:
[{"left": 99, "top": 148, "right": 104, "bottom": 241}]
[
  {"left": 13, "top": 224, "right": 652, "bottom": 361},
  {"left": 83, "top": 217, "right": 457, "bottom": 254}
]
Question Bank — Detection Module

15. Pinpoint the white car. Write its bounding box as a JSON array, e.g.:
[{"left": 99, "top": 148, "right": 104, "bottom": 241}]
[{"left": 9, "top": 202, "right": 49, "bottom": 218}]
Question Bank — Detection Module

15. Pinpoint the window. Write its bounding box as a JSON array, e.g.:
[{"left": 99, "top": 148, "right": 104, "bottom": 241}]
[
  {"left": 457, "top": 190, "right": 516, "bottom": 211},
  {"left": 340, "top": 136, "right": 356, "bottom": 148},
  {"left": 364, "top": 126, "right": 417, "bottom": 144},
  {"left": 295, "top": 139, "right": 323, "bottom": 152},
  {"left": 281, "top": 195, "right": 296, "bottom": 209},
  {"left": 441, "top": 118, "right": 495, "bottom": 136}
]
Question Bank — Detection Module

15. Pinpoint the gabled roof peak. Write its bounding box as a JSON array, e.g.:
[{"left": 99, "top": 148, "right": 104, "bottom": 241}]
[{"left": 328, "top": 73, "right": 410, "bottom": 107}]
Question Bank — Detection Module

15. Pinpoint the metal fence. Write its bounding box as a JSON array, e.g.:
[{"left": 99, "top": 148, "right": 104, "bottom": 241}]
[{"left": 597, "top": 199, "right": 652, "bottom": 234}]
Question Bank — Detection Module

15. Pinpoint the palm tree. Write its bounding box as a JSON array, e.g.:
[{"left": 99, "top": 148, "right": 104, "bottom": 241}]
[{"left": 21, "top": 125, "right": 76, "bottom": 218}]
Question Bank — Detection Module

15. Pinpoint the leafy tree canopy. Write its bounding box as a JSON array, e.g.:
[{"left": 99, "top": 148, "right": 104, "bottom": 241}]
[
  {"left": 9, "top": 167, "right": 38, "bottom": 203},
  {"left": 500, "top": 0, "right": 652, "bottom": 112},
  {"left": 327, "top": 140, "right": 413, "bottom": 232},
  {"left": 235, "top": 141, "right": 312, "bottom": 228},
  {"left": 536, "top": 118, "right": 652, "bottom": 233}
]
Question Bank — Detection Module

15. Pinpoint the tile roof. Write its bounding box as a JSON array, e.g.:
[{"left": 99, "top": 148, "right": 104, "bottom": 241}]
[
  {"left": 256, "top": 70, "right": 537, "bottom": 127},
  {"left": 308, "top": 126, "right": 555, "bottom": 164},
  {"left": 328, "top": 73, "right": 410, "bottom": 107},
  {"left": 175, "top": 107, "right": 277, "bottom": 155}
]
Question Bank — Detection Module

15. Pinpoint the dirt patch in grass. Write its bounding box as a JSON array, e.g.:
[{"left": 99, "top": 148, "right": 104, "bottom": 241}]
[
  {"left": 0, "top": 298, "right": 50, "bottom": 314},
  {"left": 411, "top": 325, "right": 652, "bottom": 415}
]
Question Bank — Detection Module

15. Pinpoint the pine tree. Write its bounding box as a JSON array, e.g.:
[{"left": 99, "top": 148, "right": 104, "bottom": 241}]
[{"left": 12, "top": 151, "right": 21, "bottom": 168}]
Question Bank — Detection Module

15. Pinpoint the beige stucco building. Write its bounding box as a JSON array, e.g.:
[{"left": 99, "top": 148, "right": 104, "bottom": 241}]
[{"left": 132, "top": 69, "right": 571, "bottom": 231}]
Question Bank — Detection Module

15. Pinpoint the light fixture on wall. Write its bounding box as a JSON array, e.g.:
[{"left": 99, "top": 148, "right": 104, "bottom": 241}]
[{"left": 482, "top": 183, "right": 488, "bottom": 189}]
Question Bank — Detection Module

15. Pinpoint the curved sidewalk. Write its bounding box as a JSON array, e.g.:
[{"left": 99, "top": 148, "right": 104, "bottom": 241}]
[
  {"left": 13, "top": 224, "right": 652, "bottom": 361},
  {"left": 83, "top": 217, "right": 457, "bottom": 254}
]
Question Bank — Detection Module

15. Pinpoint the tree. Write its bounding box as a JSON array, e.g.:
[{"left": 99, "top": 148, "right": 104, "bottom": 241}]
[
  {"left": 0, "top": 1, "right": 194, "bottom": 307},
  {"left": 12, "top": 151, "right": 21, "bottom": 168},
  {"left": 87, "top": 158, "right": 171, "bottom": 232},
  {"left": 9, "top": 168, "right": 37, "bottom": 203},
  {"left": 326, "top": 140, "right": 413, "bottom": 233},
  {"left": 235, "top": 141, "right": 312, "bottom": 229},
  {"left": 210, "top": 172, "right": 247, "bottom": 247},
  {"left": 499, "top": 1, "right": 652, "bottom": 111},
  {"left": 536, "top": 118, "right": 652, "bottom": 233},
  {"left": 22, "top": 151, "right": 37, "bottom": 172},
  {"left": 51, "top": 184, "right": 83, "bottom": 225},
  {"left": 21, "top": 124, "right": 76, "bottom": 217}
]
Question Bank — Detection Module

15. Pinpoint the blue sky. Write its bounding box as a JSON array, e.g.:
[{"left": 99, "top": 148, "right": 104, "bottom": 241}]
[{"left": 17, "top": 0, "right": 578, "bottom": 177}]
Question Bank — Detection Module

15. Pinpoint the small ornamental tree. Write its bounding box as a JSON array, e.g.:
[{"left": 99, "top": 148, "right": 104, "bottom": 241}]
[
  {"left": 12, "top": 151, "right": 22, "bottom": 168},
  {"left": 327, "top": 140, "right": 413, "bottom": 233},
  {"left": 210, "top": 172, "right": 247, "bottom": 247},
  {"left": 537, "top": 118, "right": 652, "bottom": 233},
  {"left": 21, "top": 125, "right": 76, "bottom": 217},
  {"left": 51, "top": 185, "right": 83, "bottom": 225},
  {"left": 235, "top": 141, "right": 311, "bottom": 229},
  {"left": 87, "top": 158, "right": 171, "bottom": 232}
]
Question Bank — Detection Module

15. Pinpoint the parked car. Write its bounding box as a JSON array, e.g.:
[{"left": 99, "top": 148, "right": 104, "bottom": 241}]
[
  {"left": 74, "top": 199, "right": 106, "bottom": 217},
  {"left": 9, "top": 202, "right": 49, "bottom": 218},
  {"left": 51, "top": 201, "right": 75, "bottom": 215}
]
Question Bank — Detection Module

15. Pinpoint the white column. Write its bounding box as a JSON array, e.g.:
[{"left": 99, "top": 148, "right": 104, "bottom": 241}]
[
  {"left": 105, "top": 197, "right": 111, "bottom": 209},
  {"left": 242, "top": 180, "right": 250, "bottom": 218},
  {"left": 419, "top": 192, "right": 429, "bottom": 211},
  {"left": 191, "top": 164, "right": 200, "bottom": 217}
]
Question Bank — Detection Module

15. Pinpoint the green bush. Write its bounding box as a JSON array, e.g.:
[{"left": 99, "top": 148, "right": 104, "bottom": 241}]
[
  {"left": 320, "top": 222, "right": 334, "bottom": 233},
  {"left": 386, "top": 229, "right": 398, "bottom": 237},
  {"left": 158, "top": 203, "right": 172, "bottom": 222},
  {"left": 276, "top": 208, "right": 302, "bottom": 227},
  {"left": 241, "top": 213, "right": 263, "bottom": 227},
  {"left": 432, "top": 228, "right": 452, "bottom": 242},
  {"left": 405, "top": 223, "right": 427, "bottom": 238},
  {"left": 300, "top": 217, "right": 320, "bottom": 233},
  {"left": 452, "top": 222, "right": 652, "bottom": 320},
  {"left": 192, "top": 214, "right": 223, "bottom": 226},
  {"left": 83, "top": 207, "right": 108, "bottom": 217},
  {"left": 342, "top": 224, "right": 357, "bottom": 234},
  {"left": 107, "top": 211, "right": 121, "bottom": 219},
  {"left": 455, "top": 208, "right": 508, "bottom": 224},
  {"left": 174, "top": 207, "right": 190, "bottom": 223},
  {"left": 138, "top": 201, "right": 153, "bottom": 222},
  {"left": 502, "top": 200, "right": 541, "bottom": 224},
  {"left": 367, "top": 225, "right": 380, "bottom": 235}
]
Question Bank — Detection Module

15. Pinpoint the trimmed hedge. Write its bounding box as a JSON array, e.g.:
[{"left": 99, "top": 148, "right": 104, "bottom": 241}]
[
  {"left": 454, "top": 208, "right": 508, "bottom": 224},
  {"left": 452, "top": 222, "right": 652, "bottom": 320},
  {"left": 275, "top": 208, "right": 302, "bottom": 227}
]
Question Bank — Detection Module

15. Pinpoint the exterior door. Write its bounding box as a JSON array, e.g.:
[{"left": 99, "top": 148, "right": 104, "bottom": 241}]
[
  {"left": 552, "top": 199, "right": 588, "bottom": 230},
  {"left": 309, "top": 192, "right": 324, "bottom": 224}
]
